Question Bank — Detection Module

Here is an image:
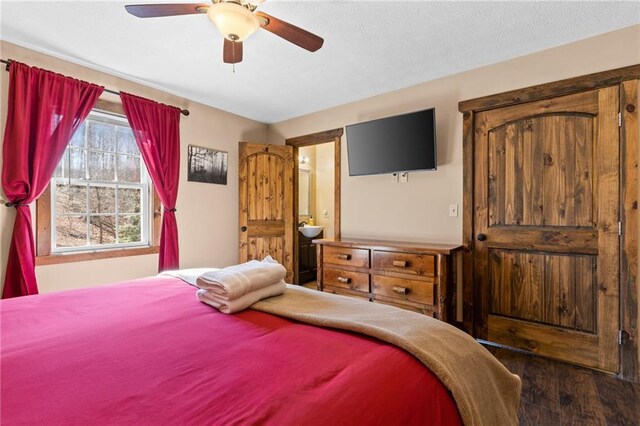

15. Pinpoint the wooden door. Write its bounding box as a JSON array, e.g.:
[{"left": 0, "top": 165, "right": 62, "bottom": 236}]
[
  {"left": 239, "top": 143, "right": 294, "bottom": 282},
  {"left": 474, "top": 87, "right": 620, "bottom": 372}
]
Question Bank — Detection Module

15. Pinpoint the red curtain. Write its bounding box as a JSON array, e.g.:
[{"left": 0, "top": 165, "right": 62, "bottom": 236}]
[
  {"left": 120, "top": 92, "right": 181, "bottom": 272},
  {"left": 2, "top": 62, "right": 104, "bottom": 298}
]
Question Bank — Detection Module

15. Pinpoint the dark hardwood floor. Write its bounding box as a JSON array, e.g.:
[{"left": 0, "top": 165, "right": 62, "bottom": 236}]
[{"left": 486, "top": 345, "right": 640, "bottom": 425}]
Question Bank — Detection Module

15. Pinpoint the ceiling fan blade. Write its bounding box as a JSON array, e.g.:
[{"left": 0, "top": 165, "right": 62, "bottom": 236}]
[
  {"left": 125, "top": 3, "right": 209, "bottom": 18},
  {"left": 255, "top": 12, "right": 323, "bottom": 52},
  {"left": 223, "top": 39, "right": 243, "bottom": 64}
]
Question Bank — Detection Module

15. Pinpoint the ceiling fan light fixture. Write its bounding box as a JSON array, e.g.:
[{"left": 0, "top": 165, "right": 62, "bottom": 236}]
[{"left": 208, "top": 2, "right": 260, "bottom": 42}]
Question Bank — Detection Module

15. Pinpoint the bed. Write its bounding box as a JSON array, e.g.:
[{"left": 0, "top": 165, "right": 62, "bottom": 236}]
[{"left": 0, "top": 275, "right": 520, "bottom": 425}]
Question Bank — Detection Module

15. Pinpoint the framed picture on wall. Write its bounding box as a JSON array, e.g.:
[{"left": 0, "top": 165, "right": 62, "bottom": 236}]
[{"left": 187, "top": 145, "right": 228, "bottom": 185}]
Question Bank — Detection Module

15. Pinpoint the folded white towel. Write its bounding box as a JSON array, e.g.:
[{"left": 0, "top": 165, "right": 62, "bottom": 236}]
[
  {"left": 262, "top": 255, "right": 278, "bottom": 264},
  {"left": 196, "top": 280, "right": 286, "bottom": 314},
  {"left": 159, "top": 268, "right": 220, "bottom": 287},
  {"left": 195, "top": 258, "right": 287, "bottom": 299}
]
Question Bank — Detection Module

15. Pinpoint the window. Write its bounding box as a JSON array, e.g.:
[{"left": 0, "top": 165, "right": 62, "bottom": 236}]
[{"left": 36, "top": 100, "right": 160, "bottom": 264}]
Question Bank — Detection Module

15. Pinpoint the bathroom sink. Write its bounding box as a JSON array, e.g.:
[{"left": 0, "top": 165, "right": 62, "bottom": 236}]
[{"left": 298, "top": 226, "right": 324, "bottom": 238}]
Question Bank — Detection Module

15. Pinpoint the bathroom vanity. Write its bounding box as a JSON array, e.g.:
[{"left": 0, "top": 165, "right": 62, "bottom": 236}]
[{"left": 299, "top": 229, "right": 323, "bottom": 283}]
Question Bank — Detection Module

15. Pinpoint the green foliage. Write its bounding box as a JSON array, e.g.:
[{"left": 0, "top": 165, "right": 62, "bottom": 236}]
[{"left": 118, "top": 215, "right": 142, "bottom": 243}]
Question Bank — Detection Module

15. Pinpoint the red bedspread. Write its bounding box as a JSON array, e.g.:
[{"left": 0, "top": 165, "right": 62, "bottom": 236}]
[{"left": 1, "top": 277, "right": 461, "bottom": 425}]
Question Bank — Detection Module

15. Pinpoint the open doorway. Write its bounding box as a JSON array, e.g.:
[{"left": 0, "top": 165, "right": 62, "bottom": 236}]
[{"left": 286, "top": 128, "right": 343, "bottom": 285}]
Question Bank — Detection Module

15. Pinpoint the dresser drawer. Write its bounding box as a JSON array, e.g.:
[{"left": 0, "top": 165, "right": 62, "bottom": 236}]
[
  {"left": 323, "top": 267, "right": 369, "bottom": 293},
  {"left": 372, "top": 251, "right": 436, "bottom": 277},
  {"left": 324, "top": 246, "right": 370, "bottom": 269},
  {"left": 371, "top": 275, "right": 435, "bottom": 305},
  {"left": 375, "top": 298, "right": 436, "bottom": 317},
  {"left": 323, "top": 286, "right": 370, "bottom": 302}
]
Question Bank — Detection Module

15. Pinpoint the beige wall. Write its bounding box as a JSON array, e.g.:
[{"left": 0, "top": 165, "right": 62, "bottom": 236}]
[
  {"left": 269, "top": 25, "right": 640, "bottom": 244},
  {"left": 298, "top": 145, "right": 316, "bottom": 222},
  {"left": 0, "top": 41, "right": 269, "bottom": 293},
  {"left": 315, "top": 142, "right": 335, "bottom": 239}
]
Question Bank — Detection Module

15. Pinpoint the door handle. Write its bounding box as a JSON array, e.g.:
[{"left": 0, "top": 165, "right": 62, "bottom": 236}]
[
  {"left": 337, "top": 277, "right": 351, "bottom": 284},
  {"left": 240, "top": 226, "right": 247, "bottom": 232},
  {"left": 477, "top": 233, "right": 487, "bottom": 241}
]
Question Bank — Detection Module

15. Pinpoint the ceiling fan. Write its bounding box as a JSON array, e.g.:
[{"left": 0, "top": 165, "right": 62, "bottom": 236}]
[{"left": 125, "top": 0, "right": 324, "bottom": 64}]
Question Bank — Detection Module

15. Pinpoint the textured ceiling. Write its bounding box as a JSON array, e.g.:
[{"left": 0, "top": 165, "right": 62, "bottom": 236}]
[{"left": 1, "top": 1, "right": 639, "bottom": 123}]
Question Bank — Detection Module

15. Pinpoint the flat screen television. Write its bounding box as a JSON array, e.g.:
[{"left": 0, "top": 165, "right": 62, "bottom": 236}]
[{"left": 346, "top": 108, "right": 437, "bottom": 176}]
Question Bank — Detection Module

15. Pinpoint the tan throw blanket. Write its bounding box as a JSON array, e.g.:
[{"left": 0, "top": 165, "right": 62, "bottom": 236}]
[{"left": 252, "top": 285, "right": 521, "bottom": 426}]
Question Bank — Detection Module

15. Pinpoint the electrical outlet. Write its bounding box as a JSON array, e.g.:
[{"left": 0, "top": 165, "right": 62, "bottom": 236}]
[
  {"left": 391, "top": 173, "right": 399, "bottom": 183},
  {"left": 322, "top": 209, "right": 329, "bottom": 218},
  {"left": 399, "top": 172, "right": 409, "bottom": 183},
  {"left": 449, "top": 204, "right": 458, "bottom": 217}
]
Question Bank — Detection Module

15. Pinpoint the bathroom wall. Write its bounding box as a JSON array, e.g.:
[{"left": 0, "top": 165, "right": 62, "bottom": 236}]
[
  {"left": 297, "top": 143, "right": 334, "bottom": 238},
  {"left": 298, "top": 145, "right": 316, "bottom": 223},
  {"left": 315, "top": 142, "right": 335, "bottom": 238}
]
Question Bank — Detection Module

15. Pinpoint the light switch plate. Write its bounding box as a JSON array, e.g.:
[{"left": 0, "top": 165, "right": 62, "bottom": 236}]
[
  {"left": 399, "top": 172, "right": 409, "bottom": 183},
  {"left": 449, "top": 204, "right": 458, "bottom": 217},
  {"left": 391, "top": 173, "right": 399, "bottom": 183}
]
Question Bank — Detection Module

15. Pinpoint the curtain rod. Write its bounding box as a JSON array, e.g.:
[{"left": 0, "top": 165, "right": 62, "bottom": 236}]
[{"left": 0, "top": 58, "right": 189, "bottom": 116}]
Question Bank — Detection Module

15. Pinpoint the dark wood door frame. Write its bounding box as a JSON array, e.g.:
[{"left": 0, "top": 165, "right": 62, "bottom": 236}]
[
  {"left": 459, "top": 64, "right": 640, "bottom": 381},
  {"left": 286, "top": 128, "right": 343, "bottom": 285}
]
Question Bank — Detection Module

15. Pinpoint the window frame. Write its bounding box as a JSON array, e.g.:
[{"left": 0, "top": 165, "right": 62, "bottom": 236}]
[{"left": 36, "top": 99, "right": 161, "bottom": 265}]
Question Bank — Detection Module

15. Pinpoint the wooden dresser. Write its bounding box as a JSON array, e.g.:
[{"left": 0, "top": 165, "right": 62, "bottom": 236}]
[{"left": 313, "top": 238, "right": 462, "bottom": 323}]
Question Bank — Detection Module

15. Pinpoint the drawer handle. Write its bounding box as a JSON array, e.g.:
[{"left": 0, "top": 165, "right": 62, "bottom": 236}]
[
  {"left": 392, "top": 286, "right": 409, "bottom": 295},
  {"left": 337, "top": 254, "right": 352, "bottom": 260},
  {"left": 337, "top": 277, "right": 351, "bottom": 284},
  {"left": 392, "top": 260, "right": 408, "bottom": 267}
]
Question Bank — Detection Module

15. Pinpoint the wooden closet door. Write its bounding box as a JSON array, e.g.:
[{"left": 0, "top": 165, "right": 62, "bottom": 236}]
[
  {"left": 474, "top": 87, "right": 620, "bottom": 372},
  {"left": 238, "top": 143, "right": 294, "bottom": 282}
]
